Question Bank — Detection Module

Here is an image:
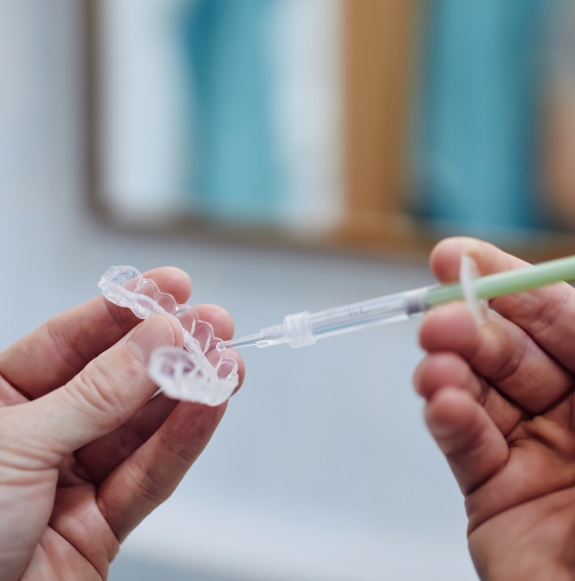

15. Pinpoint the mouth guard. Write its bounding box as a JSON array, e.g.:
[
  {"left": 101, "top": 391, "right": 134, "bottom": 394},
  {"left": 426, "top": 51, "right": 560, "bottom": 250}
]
[{"left": 98, "top": 266, "right": 239, "bottom": 406}]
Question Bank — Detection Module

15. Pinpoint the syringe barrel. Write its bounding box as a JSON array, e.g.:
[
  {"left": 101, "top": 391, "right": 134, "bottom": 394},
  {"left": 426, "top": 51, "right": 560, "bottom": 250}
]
[
  {"left": 225, "top": 286, "right": 433, "bottom": 350},
  {"left": 307, "top": 286, "right": 431, "bottom": 341}
]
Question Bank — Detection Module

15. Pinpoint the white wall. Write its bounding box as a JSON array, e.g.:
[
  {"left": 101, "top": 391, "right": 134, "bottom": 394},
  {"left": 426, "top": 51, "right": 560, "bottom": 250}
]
[{"left": 0, "top": 1, "right": 476, "bottom": 579}]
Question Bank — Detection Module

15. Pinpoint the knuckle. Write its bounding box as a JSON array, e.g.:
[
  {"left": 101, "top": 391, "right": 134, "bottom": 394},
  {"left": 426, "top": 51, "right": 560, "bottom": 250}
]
[
  {"left": 47, "top": 316, "right": 90, "bottom": 373},
  {"left": 70, "top": 358, "right": 132, "bottom": 423},
  {"left": 130, "top": 461, "right": 170, "bottom": 506},
  {"left": 158, "top": 429, "right": 198, "bottom": 465},
  {"left": 529, "top": 286, "right": 571, "bottom": 338},
  {"left": 487, "top": 331, "right": 528, "bottom": 383}
]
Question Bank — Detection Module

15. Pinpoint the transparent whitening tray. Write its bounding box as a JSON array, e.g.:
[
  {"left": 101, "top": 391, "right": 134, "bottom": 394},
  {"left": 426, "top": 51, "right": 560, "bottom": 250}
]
[
  {"left": 99, "top": 255, "right": 575, "bottom": 406},
  {"left": 99, "top": 266, "right": 239, "bottom": 406}
]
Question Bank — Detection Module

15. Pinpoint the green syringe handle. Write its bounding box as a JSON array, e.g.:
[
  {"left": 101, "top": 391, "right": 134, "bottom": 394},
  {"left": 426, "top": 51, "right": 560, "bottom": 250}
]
[{"left": 425, "top": 255, "right": 575, "bottom": 308}]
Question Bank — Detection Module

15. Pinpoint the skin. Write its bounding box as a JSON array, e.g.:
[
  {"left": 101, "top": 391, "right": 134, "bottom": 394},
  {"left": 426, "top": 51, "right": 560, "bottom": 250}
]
[
  {"left": 414, "top": 237, "right": 575, "bottom": 580},
  {"left": 0, "top": 266, "right": 244, "bottom": 581}
]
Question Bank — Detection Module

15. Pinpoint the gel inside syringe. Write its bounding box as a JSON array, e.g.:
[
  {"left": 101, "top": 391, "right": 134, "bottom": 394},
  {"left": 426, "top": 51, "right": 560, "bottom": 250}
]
[{"left": 217, "top": 255, "right": 575, "bottom": 351}]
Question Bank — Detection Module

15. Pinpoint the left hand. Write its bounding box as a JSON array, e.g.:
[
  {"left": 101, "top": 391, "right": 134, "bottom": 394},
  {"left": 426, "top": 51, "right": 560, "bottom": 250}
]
[{"left": 0, "top": 266, "right": 244, "bottom": 581}]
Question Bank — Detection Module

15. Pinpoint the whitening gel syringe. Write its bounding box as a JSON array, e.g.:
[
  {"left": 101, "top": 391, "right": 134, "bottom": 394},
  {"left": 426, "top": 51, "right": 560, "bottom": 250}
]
[{"left": 217, "top": 255, "right": 575, "bottom": 351}]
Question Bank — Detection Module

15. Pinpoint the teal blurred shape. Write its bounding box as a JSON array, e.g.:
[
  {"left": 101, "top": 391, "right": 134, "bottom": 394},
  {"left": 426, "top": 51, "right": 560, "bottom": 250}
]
[
  {"left": 180, "top": 0, "right": 281, "bottom": 223},
  {"left": 413, "top": 0, "right": 550, "bottom": 232}
]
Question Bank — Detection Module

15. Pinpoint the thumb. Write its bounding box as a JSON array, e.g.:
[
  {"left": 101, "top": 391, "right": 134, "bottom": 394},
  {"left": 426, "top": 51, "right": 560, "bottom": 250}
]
[{"left": 1, "top": 314, "right": 182, "bottom": 466}]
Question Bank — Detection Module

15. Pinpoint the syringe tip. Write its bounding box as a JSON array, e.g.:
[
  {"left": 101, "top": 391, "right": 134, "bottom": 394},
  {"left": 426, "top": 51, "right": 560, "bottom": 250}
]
[{"left": 217, "top": 333, "right": 266, "bottom": 351}]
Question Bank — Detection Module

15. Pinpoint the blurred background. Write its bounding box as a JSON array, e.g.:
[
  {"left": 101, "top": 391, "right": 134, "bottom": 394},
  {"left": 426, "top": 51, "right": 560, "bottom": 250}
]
[
  {"left": 90, "top": 0, "right": 575, "bottom": 254},
  {"left": 3, "top": 0, "right": 575, "bottom": 579}
]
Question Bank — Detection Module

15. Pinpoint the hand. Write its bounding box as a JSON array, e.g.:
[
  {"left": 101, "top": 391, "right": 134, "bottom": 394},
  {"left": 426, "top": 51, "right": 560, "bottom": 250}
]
[
  {"left": 414, "top": 238, "right": 575, "bottom": 581},
  {"left": 0, "top": 267, "right": 244, "bottom": 581}
]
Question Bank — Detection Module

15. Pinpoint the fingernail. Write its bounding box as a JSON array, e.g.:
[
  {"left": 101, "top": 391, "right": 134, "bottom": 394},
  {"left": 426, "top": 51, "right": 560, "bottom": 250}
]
[
  {"left": 428, "top": 417, "right": 455, "bottom": 439},
  {"left": 127, "top": 315, "right": 177, "bottom": 364}
]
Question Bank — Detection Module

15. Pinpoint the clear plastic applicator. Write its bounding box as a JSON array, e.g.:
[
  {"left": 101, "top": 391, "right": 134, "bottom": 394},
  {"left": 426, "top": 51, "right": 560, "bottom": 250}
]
[{"left": 217, "top": 255, "right": 575, "bottom": 351}]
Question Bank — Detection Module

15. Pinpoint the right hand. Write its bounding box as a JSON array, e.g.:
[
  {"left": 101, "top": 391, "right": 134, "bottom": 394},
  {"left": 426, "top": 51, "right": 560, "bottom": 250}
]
[{"left": 415, "top": 238, "right": 575, "bottom": 580}]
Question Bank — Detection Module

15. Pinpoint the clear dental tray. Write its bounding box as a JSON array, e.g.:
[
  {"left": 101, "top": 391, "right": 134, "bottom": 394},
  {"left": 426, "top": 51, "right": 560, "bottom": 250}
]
[{"left": 99, "top": 266, "right": 239, "bottom": 407}]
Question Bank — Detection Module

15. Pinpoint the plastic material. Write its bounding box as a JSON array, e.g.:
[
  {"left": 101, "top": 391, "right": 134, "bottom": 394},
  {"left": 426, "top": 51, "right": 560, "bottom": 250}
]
[
  {"left": 219, "top": 254, "right": 575, "bottom": 351},
  {"left": 459, "top": 255, "right": 488, "bottom": 325},
  {"left": 99, "top": 266, "right": 239, "bottom": 406},
  {"left": 218, "top": 287, "right": 432, "bottom": 350}
]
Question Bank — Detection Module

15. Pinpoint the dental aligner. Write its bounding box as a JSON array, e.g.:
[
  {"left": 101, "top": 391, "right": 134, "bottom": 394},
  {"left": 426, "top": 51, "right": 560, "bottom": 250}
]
[{"left": 98, "top": 266, "right": 239, "bottom": 406}]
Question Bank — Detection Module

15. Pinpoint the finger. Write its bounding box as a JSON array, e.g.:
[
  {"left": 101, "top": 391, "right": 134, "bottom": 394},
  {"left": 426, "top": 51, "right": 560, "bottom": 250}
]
[
  {"left": 74, "top": 349, "right": 245, "bottom": 484},
  {"left": 429, "top": 237, "right": 520, "bottom": 283},
  {"left": 73, "top": 394, "right": 178, "bottom": 484},
  {"left": 426, "top": 387, "right": 509, "bottom": 495},
  {"left": 420, "top": 301, "right": 574, "bottom": 414},
  {"left": 0, "top": 267, "right": 192, "bottom": 400},
  {"left": 414, "top": 352, "right": 526, "bottom": 437},
  {"left": 195, "top": 304, "right": 235, "bottom": 341},
  {"left": 71, "top": 304, "right": 239, "bottom": 483},
  {"left": 429, "top": 237, "right": 575, "bottom": 374},
  {"left": 0, "top": 315, "right": 183, "bottom": 465},
  {"left": 97, "top": 401, "right": 227, "bottom": 542},
  {"left": 0, "top": 375, "right": 28, "bottom": 407},
  {"left": 414, "top": 352, "right": 486, "bottom": 401}
]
